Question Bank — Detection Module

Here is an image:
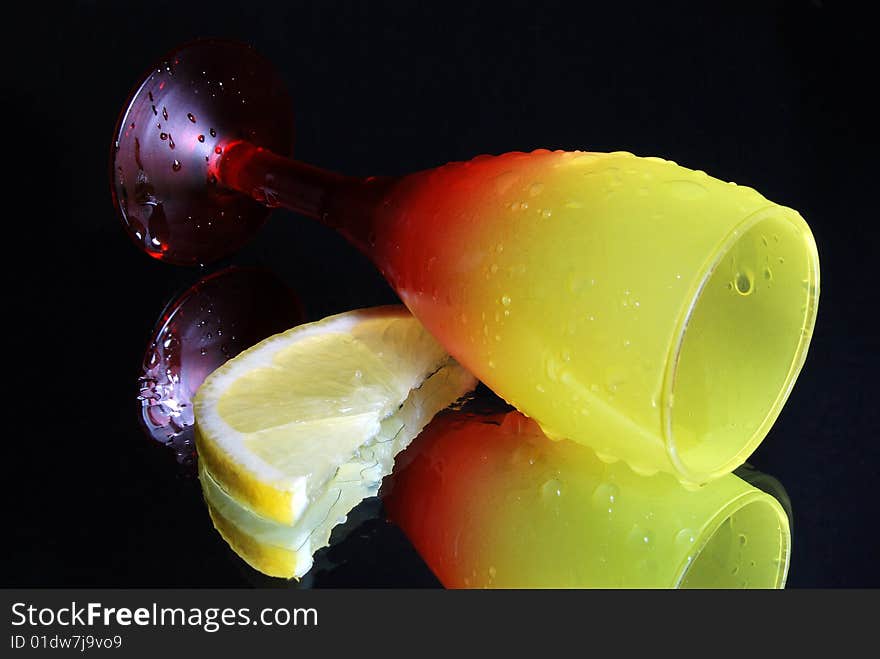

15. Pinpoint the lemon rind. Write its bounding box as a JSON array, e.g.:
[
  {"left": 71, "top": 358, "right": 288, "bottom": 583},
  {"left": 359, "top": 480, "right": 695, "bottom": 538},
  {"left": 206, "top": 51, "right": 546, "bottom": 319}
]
[{"left": 200, "top": 361, "right": 477, "bottom": 578}]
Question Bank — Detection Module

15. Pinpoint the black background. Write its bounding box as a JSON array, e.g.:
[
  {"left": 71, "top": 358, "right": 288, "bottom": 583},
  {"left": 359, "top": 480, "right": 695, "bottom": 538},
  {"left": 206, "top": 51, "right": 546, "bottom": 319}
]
[{"left": 5, "top": 1, "right": 877, "bottom": 588}]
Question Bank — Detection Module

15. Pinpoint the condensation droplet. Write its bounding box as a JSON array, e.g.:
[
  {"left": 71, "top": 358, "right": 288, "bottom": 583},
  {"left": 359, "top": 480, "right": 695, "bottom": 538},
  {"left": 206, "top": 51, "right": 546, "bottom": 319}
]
[
  {"left": 675, "top": 528, "right": 696, "bottom": 547},
  {"left": 591, "top": 482, "right": 619, "bottom": 509},
  {"left": 734, "top": 272, "right": 753, "bottom": 295},
  {"left": 540, "top": 478, "right": 563, "bottom": 499}
]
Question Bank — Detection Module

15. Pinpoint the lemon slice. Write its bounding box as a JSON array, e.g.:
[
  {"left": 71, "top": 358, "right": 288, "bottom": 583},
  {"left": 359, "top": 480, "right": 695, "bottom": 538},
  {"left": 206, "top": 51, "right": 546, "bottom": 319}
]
[{"left": 193, "top": 305, "right": 476, "bottom": 578}]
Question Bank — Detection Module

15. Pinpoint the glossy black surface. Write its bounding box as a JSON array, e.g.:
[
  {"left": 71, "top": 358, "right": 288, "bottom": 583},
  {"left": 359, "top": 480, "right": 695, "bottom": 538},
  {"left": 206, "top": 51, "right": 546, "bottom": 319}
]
[{"left": 7, "top": 1, "right": 876, "bottom": 587}]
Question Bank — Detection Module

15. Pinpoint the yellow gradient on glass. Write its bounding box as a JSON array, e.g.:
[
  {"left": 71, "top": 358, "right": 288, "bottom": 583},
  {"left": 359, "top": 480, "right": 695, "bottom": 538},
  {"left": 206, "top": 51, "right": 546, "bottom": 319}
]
[
  {"left": 376, "top": 151, "right": 819, "bottom": 483},
  {"left": 667, "top": 213, "right": 820, "bottom": 478},
  {"left": 385, "top": 411, "right": 790, "bottom": 588}
]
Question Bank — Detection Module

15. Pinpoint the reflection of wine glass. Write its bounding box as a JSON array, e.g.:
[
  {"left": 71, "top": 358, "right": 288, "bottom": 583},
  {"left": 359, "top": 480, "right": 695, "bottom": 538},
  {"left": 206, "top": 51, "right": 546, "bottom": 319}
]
[
  {"left": 137, "top": 266, "right": 303, "bottom": 470},
  {"left": 384, "top": 394, "right": 793, "bottom": 588},
  {"left": 114, "top": 39, "right": 819, "bottom": 485},
  {"left": 136, "top": 266, "right": 437, "bottom": 587}
]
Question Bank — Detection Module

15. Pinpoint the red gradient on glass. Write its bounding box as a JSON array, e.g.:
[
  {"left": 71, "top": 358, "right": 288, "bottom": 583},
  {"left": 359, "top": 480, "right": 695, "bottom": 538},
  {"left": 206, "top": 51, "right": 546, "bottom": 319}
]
[
  {"left": 382, "top": 406, "right": 513, "bottom": 586},
  {"left": 111, "top": 40, "right": 294, "bottom": 265}
]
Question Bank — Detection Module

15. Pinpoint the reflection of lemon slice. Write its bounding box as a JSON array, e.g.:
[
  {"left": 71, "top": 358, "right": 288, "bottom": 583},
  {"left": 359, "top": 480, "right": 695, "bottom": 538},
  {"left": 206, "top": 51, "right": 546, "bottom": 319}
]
[{"left": 193, "top": 305, "right": 476, "bottom": 578}]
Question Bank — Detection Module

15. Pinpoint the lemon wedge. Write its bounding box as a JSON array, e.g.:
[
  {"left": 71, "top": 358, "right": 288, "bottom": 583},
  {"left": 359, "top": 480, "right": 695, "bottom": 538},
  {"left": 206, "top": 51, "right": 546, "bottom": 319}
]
[{"left": 193, "top": 305, "right": 476, "bottom": 578}]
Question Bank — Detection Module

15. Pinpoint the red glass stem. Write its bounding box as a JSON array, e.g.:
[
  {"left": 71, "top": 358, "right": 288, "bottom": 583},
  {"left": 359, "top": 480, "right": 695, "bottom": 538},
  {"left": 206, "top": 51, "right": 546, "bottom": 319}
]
[{"left": 215, "top": 141, "right": 395, "bottom": 253}]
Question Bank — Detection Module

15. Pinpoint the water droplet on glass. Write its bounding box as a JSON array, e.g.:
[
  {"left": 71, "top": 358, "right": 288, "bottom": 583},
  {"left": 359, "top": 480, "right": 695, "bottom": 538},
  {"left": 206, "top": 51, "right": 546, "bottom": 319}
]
[
  {"left": 501, "top": 295, "right": 511, "bottom": 306},
  {"left": 675, "top": 528, "right": 696, "bottom": 547},
  {"left": 591, "top": 482, "right": 619, "bottom": 509},
  {"left": 540, "top": 478, "right": 563, "bottom": 499},
  {"left": 209, "top": 128, "right": 217, "bottom": 137},
  {"left": 187, "top": 112, "right": 197, "bottom": 123},
  {"left": 734, "top": 272, "right": 753, "bottom": 295},
  {"left": 172, "top": 159, "right": 181, "bottom": 172},
  {"left": 198, "top": 134, "right": 205, "bottom": 142},
  {"left": 628, "top": 525, "right": 655, "bottom": 549}
]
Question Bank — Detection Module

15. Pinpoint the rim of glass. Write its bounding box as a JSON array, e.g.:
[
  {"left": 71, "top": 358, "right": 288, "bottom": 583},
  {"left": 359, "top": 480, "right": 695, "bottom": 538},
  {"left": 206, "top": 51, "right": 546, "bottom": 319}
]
[
  {"left": 661, "top": 205, "right": 820, "bottom": 484},
  {"left": 673, "top": 490, "right": 791, "bottom": 589}
]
